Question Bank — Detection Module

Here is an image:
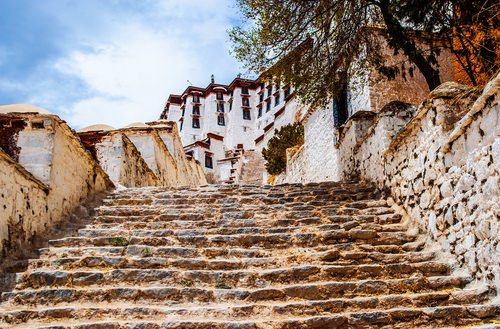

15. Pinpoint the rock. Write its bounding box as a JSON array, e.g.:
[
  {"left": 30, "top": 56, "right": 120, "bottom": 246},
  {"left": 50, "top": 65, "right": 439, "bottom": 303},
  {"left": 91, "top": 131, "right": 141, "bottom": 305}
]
[
  {"left": 440, "top": 180, "right": 454, "bottom": 198},
  {"left": 428, "top": 212, "right": 438, "bottom": 240},
  {"left": 456, "top": 174, "right": 475, "bottom": 192},
  {"left": 464, "top": 250, "right": 478, "bottom": 273}
]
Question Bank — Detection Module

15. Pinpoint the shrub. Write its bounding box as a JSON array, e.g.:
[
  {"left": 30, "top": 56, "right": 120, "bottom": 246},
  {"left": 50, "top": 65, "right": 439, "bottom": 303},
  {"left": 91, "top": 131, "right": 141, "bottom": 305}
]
[{"left": 262, "top": 123, "right": 304, "bottom": 175}]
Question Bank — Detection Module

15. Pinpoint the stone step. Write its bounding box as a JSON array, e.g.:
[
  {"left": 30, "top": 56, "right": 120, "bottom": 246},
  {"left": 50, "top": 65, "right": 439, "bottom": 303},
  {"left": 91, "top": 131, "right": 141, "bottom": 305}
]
[
  {"left": 47, "top": 230, "right": 416, "bottom": 249},
  {"left": 90, "top": 212, "right": 402, "bottom": 227},
  {"left": 76, "top": 222, "right": 407, "bottom": 239},
  {"left": 1, "top": 304, "right": 497, "bottom": 329},
  {"left": 96, "top": 197, "right": 380, "bottom": 214},
  {"left": 1, "top": 291, "right": 493, "bottom": 325},
  {"left": 94, "top": 203, "right": 392, "bottom": 217},
  {"left": 38, "top": 245, "right": 434, "bottom": 265},
  {"left": 1, "top": 276, "right": 470, "bottom": 306},
  {"left": 16, "top": 261, "right": 450, "bottom": 289}
]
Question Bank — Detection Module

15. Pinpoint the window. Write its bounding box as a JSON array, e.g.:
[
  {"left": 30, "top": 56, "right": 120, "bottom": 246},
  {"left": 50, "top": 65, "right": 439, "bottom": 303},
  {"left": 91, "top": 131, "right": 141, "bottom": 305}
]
[
  {"left": 274, "top": 94, "right": 280, "bottom": 106},
  {"left": 217, "top": 114, "right": 225, "bottom": 126},
  {"left": 229, "top": 101, "right": 233, "bottom": 112},
  {"left": 284, "top": 86, "right": 291, "bottom": 98},
  {"left": 205, "top": 154, "right": 213, "bottom": 168},
  {"left": 192, "top": 117, "right": 200, "bottom": 128},
  {"left": 241, "top": 87, "right": 249, "bottom": 95},
  {"left": 258, "top": 107, "right": 262, "bottom": 118},
  {"left": 181, "top": 108, "right": 185, "bottom": 117},
  {"left": 180, "top": 121, "right": 183, "bottom": 131},
  {"left": 266, "top": 101, "right": 271, "bottom": 112},
  {"left": 193, "top": 95, "right": 200, "bottom": 103},
  {"left": 242, "top": 97, "right": 250, "bottom": 107},
  {"left": 216, "top": 91, "right": 224, "bottom": 100},
  {"left": 333, "top": 85, "right": 349, "bottom": 127},
  {"left": 243, "top": 109, "right": 251, "bottom": 120},
  {"left": 217, "top": 103, "right": 224, "bottom": 112},
  {"left": 267, "top": 86, "right": 272, "bottom": 97},
  {"left": 192, "top": 105, "right": 200, "bottom": 115},
  {"left": 259, "top": 94, "right": 264, "bottom": 103}
]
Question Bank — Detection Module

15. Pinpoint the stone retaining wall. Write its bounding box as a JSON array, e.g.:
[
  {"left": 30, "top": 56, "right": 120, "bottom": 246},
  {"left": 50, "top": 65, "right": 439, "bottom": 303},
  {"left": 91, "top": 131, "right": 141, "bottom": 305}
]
[
  {"left": 281, "top": 74, "right": 499, "bottom": 292},
  {"left": 0, "top": 113, "right": 114, "bottom": 262}
]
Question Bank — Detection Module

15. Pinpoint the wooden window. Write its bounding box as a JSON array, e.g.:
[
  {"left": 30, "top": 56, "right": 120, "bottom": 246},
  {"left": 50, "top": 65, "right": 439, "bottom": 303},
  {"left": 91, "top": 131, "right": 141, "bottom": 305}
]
[
  {"left": 243, "top": 109, "right": 251, "bottom": 120},
  {"left": 205, "top": 154, "right": 213, "bottom": 168},
  {"left": 192, "top": 117, "right": 200, "bottom": 128},
  {"left": 217, "top": 114, "right": 225, "bottom": 126}
]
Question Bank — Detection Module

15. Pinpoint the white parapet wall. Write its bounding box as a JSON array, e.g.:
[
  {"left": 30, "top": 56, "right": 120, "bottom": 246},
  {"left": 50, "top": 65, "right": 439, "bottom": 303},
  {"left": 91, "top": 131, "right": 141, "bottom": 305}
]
[
  {"left": 78, "top": 121, "right": 207, "bottom": 188},
  {"left": 0, "top": 111, "right": 114, "bottom": 261}
]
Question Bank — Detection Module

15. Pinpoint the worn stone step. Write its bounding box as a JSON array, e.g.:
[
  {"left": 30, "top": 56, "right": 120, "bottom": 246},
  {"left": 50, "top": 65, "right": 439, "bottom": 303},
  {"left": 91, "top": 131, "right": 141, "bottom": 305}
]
[
  {"left": 87, "top": 218, "right": 405, "bottom": 232},
  {"left": 48, "top": 230, "right": 416, "bottom": 249},
  {"left": 17, "top": 261, "right": 450, "bottom": 289},
  {"left": 77, "top": 222, "right": 407, "bottom": 239},
  {"left": 1, "top": 276, "right": 470, "bottom": 306},
  {"left": 2, "top": 304, "right": 498, "bottom": 329},
  {"left": 94, "top": 202, "right": 392, "bottom": 218},
  {"left": 90, "top": 212, "right": 402, "bottom": 228},
  {"left": 0, "top": 292, "right": 493, "bottom": 326},
  {"left": 38, "top": 245, "right": 435, "bottom": 266}
]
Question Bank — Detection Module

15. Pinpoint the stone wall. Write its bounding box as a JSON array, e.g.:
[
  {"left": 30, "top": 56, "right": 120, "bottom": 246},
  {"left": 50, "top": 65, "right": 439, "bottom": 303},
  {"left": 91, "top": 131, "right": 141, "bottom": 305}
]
[
  {"left": 280, "top": 74, "right": 499, "bottom": 292},
  {"left": 155, "top": 122, "right": 197, "bottom": 187},
  {"left": 120, "top": 134, "right": 159, "bottom": 187},
  {"left": 0, "top": 113, "right": 114, "bottom": 261},
  {"left": 0, "top": 150, "right": 49, "bottom": 260},
  {"left": 378, "top": 79, "right": 499, "bottom": 292},
  {"left": 336, "top": 111, "right": 377, "bottom": 180},
  {"left": 350, "top": 102, "right": 416, "bottom": 183},
  {"left": 79, "top": 122, "right": 206, "bottom": 188},
  {"left": 283, "top": 106, "right": 340, "bottom": 183},
  {"left": 46, "top": 118, "right": 113, "bottom": 222},
  {"left": 83, "top": 132, "right": 159, "bottom": 188}
]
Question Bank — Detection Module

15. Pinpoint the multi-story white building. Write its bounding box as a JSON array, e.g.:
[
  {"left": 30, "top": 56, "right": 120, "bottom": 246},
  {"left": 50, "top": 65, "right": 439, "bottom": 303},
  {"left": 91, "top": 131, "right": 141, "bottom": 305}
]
[{"left": 160, "top": 76, "right": 302, "bottom": 183}]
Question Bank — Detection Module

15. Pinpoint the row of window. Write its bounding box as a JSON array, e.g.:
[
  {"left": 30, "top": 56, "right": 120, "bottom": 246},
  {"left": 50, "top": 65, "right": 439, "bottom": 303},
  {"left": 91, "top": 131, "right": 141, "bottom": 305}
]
[{"left": 190, "top": 85, "right": 289, "bottom": 107}]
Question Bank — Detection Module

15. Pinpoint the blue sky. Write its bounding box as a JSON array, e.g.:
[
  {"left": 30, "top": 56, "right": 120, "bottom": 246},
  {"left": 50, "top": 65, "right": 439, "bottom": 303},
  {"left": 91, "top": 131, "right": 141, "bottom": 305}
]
[{"left": 0, "top": 0, "right": 245, "bottom": 128}]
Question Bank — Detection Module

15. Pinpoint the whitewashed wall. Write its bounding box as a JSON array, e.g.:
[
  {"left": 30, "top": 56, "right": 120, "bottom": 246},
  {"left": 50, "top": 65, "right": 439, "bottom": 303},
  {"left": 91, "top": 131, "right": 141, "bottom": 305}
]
[{"left": 285, "top": 106, "right": 340, "bottom": 183}]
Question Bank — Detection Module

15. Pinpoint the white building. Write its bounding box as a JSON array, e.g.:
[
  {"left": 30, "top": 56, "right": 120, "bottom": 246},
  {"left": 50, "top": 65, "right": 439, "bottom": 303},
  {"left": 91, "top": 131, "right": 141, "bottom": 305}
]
[{"left": 160, "top": 76, "right": 302, "bottom": 183}]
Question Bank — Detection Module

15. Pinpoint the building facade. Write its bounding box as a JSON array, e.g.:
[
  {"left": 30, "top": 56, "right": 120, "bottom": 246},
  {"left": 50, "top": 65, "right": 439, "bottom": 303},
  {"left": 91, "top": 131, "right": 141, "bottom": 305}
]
[{"left": 160, "top": 76, "right": 302, "bottom": 183}]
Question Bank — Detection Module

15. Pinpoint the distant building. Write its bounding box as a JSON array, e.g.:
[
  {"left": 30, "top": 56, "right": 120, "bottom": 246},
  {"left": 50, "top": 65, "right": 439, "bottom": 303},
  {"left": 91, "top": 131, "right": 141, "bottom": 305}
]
[{"left": 160, "top": 76, "right": 302, "bottom": 183}]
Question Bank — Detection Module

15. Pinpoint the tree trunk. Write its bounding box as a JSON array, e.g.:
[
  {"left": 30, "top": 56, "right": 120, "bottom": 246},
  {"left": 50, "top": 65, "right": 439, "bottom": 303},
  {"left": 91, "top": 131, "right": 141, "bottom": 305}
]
[{"left": 377, "top": 1, "right": 442, "bottom": 91}]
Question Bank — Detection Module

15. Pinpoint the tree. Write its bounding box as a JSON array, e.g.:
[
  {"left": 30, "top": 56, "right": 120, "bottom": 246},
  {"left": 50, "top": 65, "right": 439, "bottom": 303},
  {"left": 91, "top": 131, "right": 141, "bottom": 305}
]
[
  {"left": 229, "top": 0, "right": 498, "bottom": 107},
  {"left": 262, "top": 123, "right": 304, "bottom": 175}
]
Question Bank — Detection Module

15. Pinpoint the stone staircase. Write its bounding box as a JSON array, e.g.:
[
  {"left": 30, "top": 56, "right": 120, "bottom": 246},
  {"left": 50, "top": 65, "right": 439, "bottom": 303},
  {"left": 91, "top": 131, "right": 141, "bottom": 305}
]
[
  {"left": 239, "top": 150, "right": 266, "bottom": 184},
  {"left": 0, "top": 181, "right": 498, "bottom": 328}
]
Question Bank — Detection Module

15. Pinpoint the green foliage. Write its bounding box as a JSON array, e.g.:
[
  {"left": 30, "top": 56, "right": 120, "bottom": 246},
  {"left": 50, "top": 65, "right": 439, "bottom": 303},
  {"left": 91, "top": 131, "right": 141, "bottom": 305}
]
[
  {"left": 110, "top": 237, "right": 129, "bottom": 247},
  {"left": 215, "top": 278, "right": 232, "bottom": 289},
  {"left": 141, "top": 247, "right": 152, "bottom": 257},
  {"left": 262, "top": 123, "right": 304, "bottom": 175},
  {"left": 230, "top": 0, "right": 498, "bottom": 108}
]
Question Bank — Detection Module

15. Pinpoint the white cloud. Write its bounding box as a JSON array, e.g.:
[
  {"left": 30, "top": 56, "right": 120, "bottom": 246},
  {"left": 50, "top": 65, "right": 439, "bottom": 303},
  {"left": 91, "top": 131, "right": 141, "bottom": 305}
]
[{"left": 43, "top": 0, "right": 242, "bottom": 128}]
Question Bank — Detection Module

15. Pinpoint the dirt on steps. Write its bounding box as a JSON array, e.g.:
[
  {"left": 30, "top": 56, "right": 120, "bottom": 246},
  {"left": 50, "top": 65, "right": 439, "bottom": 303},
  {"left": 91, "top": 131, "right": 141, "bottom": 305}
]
[{"left": 0, "top": 181, "right": 498, "bottom": 328}]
